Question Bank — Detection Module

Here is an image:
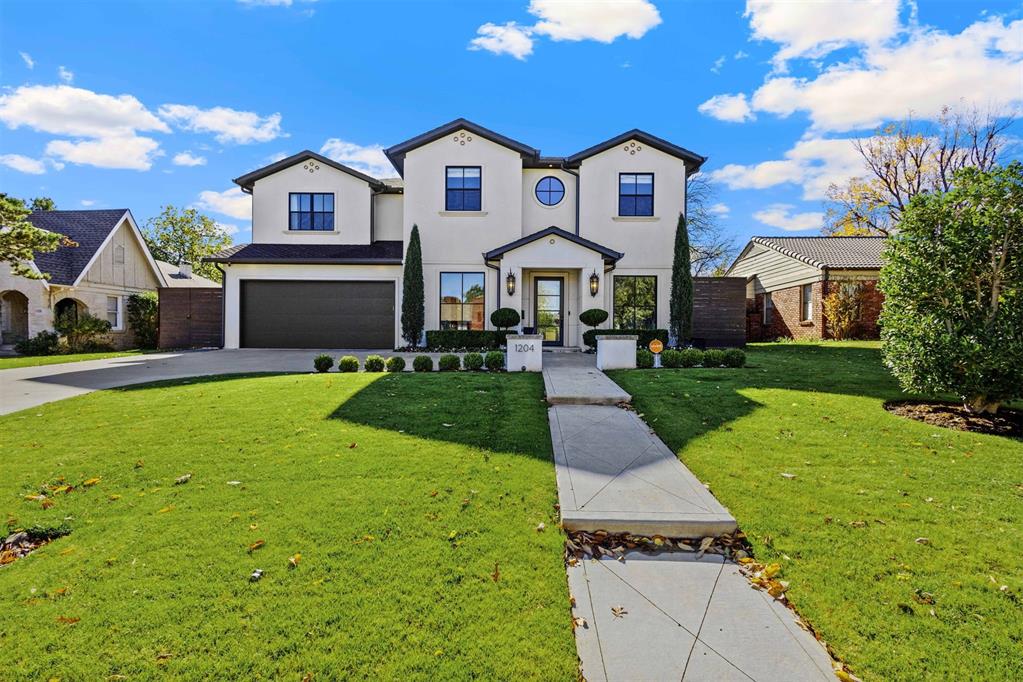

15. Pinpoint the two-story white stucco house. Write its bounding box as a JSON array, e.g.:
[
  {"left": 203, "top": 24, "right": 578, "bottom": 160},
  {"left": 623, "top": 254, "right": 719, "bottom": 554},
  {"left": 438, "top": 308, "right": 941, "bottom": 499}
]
[{"left": 207, "top": 119, "right": 706, "bottom": 349}]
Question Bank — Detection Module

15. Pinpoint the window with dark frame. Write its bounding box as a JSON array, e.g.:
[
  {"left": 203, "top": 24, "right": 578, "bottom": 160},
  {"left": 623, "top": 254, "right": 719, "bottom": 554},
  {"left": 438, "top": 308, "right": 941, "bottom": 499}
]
[
  {"left": 618, "top": 173, "right": 654, "bottom": 216},
  {"left": 445, "top": 166, "right": 482, "bottom": 211},
  {"left": 535, "top": 176, "right": 565, "bottom": 206},
  {"left": 289, "top": 193, "right": 334, "bottom": 231},
  {"left": 801, "top": 284, "right": 813, "bottom": 321},
  {"left": 763, "top": 292, "right": 773, "bottom": 325},
  {"left": 440, "top": 272, "right": 485, "bottom": 330},
  {"left": 613, "top": 275, "right": 657, "bottom": 329}
]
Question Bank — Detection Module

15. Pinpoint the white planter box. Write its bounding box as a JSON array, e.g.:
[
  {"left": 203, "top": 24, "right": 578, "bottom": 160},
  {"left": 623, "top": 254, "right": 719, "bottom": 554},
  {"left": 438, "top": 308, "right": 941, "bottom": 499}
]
[
  {"left": 506, "top": 334, "right": 542, "bottom": 372},
  {"left": 596, "top": 335, "right": 637, "bottom": 370}
]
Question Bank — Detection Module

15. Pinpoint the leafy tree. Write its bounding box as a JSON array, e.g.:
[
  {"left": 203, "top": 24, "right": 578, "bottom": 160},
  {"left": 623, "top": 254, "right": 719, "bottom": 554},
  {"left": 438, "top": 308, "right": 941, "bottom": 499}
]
[
  {"left": 685, "top": 174, "right": 736, "bottom": 274},
  {"left": 30, "top": 197, "right": 56, "bottom": 211},
  {"left": 0, "top": 194, "right": 66, "bottom": 279},
  {"left": 127, "top": 292, "right": 159, "bottom": 349},
  {"left": 880, "top": 162, "right": 1023, "bottom": 414},
  {"left": 143, "top": 206, "right": 231, "bottom": 283},
  {"left": 669, "top": 213, "right": 694, "bottom": 344},
  {"left": 826, "top": 106, "right": 1012, "bottom": 236},
  {"left": 401, "top": 224, "right": 424, "bottom": 347}
]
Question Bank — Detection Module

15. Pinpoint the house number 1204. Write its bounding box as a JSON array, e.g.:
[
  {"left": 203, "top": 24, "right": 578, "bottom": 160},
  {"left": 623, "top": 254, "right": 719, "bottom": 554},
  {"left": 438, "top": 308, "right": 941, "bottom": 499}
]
[{"left": 514, "top": 343, "right": 535, "bottom": 352}]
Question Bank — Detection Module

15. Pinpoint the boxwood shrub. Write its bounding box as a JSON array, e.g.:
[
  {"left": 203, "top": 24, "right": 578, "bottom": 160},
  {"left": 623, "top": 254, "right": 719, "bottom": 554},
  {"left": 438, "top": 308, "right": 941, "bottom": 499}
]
[
  {"left": 583, "top": 328, "right": 668, "bottom": 351},
  {"left": 702, "top": 349, "right": 726, "bottom": 368},
  {"left": 15, "top": 331, "right": 61, "bottom": 356},
  {"left": 413, "top": 355, "right": 434, "bottom": 372},
  {"left": 424, "top": 330, "right": 512, "bottom": 351},
  {"left": 313, "top": 354, "right": 334, "bottom": 373},
  {"left": 385, "top": 356, "right": 406, "bottom": 372},
  {"left": 636, "top": 349, "right": 655, "bottom": 368},
  {"left": 337, "top": 355, "right": 360, "bottom": 372},
  {"left": 660, "top": 348, "right": 683, "bottom": 368},
  {"left": 723, "top": 348, "right": 747, "bottom": 368},
  {"left": 364, "top": 354, "right": 386, "bottom": 372},
  {"left": 484, "top": 351, "right": 505, "bottom": 371},
  {"left": 680, "top": 347, "right": 703, "bottom": 368},
  {"left": 438, "top": 354, "right": 460, "bottom": 371},
  {"left": 463, "top": 352, "right": 484, "bottom": 371}
]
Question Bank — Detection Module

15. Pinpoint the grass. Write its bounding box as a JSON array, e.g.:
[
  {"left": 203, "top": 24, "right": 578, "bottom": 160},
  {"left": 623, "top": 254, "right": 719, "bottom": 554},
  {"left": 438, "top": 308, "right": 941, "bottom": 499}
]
[
  {"left": 0, "top": 372, "right": 575, "bottom": 680},
  {"left": 0, "top": 350, "right": 149, "bottom": 369},
  {"left": 609, "top": 341, "right": 1023, "bottom": 681}
]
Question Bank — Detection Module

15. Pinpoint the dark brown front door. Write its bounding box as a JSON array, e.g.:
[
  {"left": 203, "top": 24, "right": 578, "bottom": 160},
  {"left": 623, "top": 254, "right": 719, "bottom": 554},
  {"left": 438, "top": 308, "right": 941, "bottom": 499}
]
[{"left": 534, "top": 277, "right": 564, "bottom": 346}]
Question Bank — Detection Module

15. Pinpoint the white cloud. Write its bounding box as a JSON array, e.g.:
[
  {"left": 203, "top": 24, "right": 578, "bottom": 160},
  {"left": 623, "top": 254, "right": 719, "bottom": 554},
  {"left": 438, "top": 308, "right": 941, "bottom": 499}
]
[
  {"left": 745, "top": 0, "right": 900, "bottom": 68},
  {"left": 173, "top": 151, "right": 207, "bottom": 167},
  {"left": 697, "top": 93, "right": 755, "bottom": 123},
  {"left": 265, "top": 151, "right": 289, "bottom": 163},
  {"left": 0, "top": 153, "right": 46, "bottom": 174},
  {"left": 734, "top": 50, "right": 748, "bottom": 60},
  {"left": 195, "top": 188, "right": 252, "bottom": 220},
  {"left": 215, "top": 222, "right": 241, "bottom": 236},
  {"left": 753, "top": 203, "right": 824, "bottom": 231},
  {"left": 19, "top": 52, "right": 34, "bottom": 69},
  {"left": 58, "top": 65, "right": 74, "bottom": 83},
  {"left": 46, "top": 135, "right": 163, "bottom": 171},
  {"left": 529, "top": 0, "right": 661, "bottom": 43},
  {"left": 0, "top": 85, "right": 169, "bottom": 138},
  {"left": 158, "top": 104, "right": 283, "bottom": 144},
  {"left": 320, "top": 139, "right": 394, "bottom": 179},
  {"left": 469, "top": 22, "right": 535, "bottom": 60},
  {"left": 80, "top": 199, "right": 96, "bottom": 206},
  {"left": 708, "top": 137, "right": 864, "bottom": 200},
  {"left": 708, "top": 203, "right": 730, "bottom": 216},
  {"left": 711, "top": 55, "right": 726, "bottom": 74}
]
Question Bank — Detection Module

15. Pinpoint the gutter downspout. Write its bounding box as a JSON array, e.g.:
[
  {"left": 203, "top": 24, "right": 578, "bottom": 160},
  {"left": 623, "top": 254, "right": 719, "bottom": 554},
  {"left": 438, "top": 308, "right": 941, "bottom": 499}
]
[
  {"left": 484, "top": 257, "right": 501, "bottom": 311},
  {"left": 215, "top": 263, "right": 227, "bottom": 349},
  {"left": 561, "top": 163, "right": 580, "bottom": 235}
]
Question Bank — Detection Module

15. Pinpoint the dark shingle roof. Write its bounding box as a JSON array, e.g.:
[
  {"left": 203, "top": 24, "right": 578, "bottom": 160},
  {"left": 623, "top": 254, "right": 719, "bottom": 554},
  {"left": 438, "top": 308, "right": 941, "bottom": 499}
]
[
  {"left": 565, "top": 129, "right": 707, "bottom": 174},
  {"left": 233, "top": 150, "right": 385, "bottom": 191},
  {"left": 483, "top": 226, "right": 623, "bottom": 263},
  {"left": 751, "top": 236, "right": 886, "bottom": 269},
  {"left": 28, "top": 209, "right": 129, "bottom": 285},
  {"left": 204, "top": 241, "right": 403, "bottom": 265},
  {"left": 384, "top": 118, "right": 539, "bottom": 177}
]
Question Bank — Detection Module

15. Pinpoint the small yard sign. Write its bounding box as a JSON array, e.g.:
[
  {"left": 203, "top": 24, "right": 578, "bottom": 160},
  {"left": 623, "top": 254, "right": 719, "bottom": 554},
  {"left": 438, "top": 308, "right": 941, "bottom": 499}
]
[{"left": 648, "top": 339, "right": 663, "bottom": 354}]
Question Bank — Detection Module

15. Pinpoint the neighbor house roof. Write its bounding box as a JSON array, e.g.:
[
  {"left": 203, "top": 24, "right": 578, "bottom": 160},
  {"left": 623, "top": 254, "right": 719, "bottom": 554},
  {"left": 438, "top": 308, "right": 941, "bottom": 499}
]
[
  {"left": 156, "top": 260, "right": 221, "bottom": 288},
  {"left": 233, "top": 150, "right": 386, "bottom": 191},
  {"left": 28, "top": 209, "right": 164, "bottom": 287},
  {"left": 204, "top": 241, "right": 404, "bottom": 265},
  {"left": 483, "top": 226, "right": 623, "bottom": 264},
  {"left": 565, "top": 129, "right": 707, "bottom": 174},
  {"left": 384, "top": 118, "right": 540, "bottom": 177},
  {"left": 735, "top": 236, "right": 887, "bottom": 271}
]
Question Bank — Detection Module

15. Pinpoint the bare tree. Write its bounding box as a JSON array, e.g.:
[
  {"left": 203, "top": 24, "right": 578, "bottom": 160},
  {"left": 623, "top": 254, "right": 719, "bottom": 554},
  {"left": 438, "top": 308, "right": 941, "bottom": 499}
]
[
  {"left": 825, "top": 105, "right": 1014, "bottom": 236},
  {"left": 685, "top": 174, "right": 737, "bottom": 275}
]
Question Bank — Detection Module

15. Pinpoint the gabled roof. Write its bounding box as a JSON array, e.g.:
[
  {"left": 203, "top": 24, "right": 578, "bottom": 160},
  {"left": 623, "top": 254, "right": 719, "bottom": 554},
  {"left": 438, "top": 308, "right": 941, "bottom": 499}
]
[
  {"left": 233, "top": 150, "right": 385, "bottom": 191},
  {"left": 483, "top": 226, "right": 623, "bottom": 264},
  {"left": 384, "top": 118, "right": 539, "bottom": 177},
  {"left": 204, "top": 241, "right": 403, "bottom": 265},
  {"left": 565, "top": 129, "right": 707, "bottom": 174},
  {"left": 729, "top": 236, "right": 887, "bottom": 273},
  {"left": 156, "top": 260, "right": 221, "bottom": 288},
  {"left": 28, "top": 209, "right": 165, "bottom": 287}
]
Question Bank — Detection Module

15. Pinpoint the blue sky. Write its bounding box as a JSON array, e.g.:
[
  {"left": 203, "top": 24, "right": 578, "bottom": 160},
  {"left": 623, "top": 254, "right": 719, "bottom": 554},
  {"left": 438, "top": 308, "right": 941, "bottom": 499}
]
[{"left": 1, "top": 0, "right": 1021, "bottom": 248}]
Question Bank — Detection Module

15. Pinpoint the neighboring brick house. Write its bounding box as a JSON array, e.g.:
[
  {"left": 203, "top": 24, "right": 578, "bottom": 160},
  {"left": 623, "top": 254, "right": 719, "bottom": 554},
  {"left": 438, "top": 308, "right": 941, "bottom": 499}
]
[{"left": 725, "top": 236, "right": 885, "bottom": 341}]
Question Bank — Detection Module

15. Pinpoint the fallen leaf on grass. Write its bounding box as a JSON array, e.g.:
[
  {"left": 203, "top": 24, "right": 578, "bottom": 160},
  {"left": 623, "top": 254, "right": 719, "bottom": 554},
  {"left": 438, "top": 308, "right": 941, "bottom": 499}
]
[
  {"left": 248, "top": 540, "right": 266, "bottom": 553},
  {"left": 157, "top": 506, "right": 173, "bottom": 514},
  {"left": 536, "top": 522, "right": 545, "bottom": 532},
  {"left": 348, "top": 443, "right": 357, "bottom": 449},
  {"left": 849, "top": 521, "right": 867, "bottom": 528},
  {"left": 491, "top": 562, "right": 500, "bottom": 582},
  {"left": 56, "top": 616, "right": 79, "bottom": 625},
  {"left": 174, "top": 474, "right": 191, "bottom": 485},
  {"left": 780, "top": 473, "right": 797, "bottom": 480},
  {"left": 441, "top": 423, "right": 454, "bottom": 428},
  {"left": 915, "top": 537, "right": 930, "bottom": 545},
  {"left": 41, "top": 499, "right": 55, "bottom": 509},
  {"left": 912, "top": 589, "right": 935, "bottom": 605},
  {"left": 108, "top": 494, "right": 121, "bottom": 501},
  {"left": 227, "top": 481, "right": 241, "bottom": 486},
  {"left": 288, "top": 553, "right": 301, "bottom": 569},
  {"left": 83, "top": 478, "right": 100, "bottom": 487}
]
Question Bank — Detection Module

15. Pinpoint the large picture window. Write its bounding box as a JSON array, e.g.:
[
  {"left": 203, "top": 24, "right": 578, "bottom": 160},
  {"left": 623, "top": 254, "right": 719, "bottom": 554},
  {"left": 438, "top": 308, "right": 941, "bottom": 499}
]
[
  {"left": 445, "top": 166, "right": 482, "bottom": 211},
  {"left": 289, "top": 193, "right": 334, "bottom": 231},
  {"left": 614, "top": 275, "right": 657, "bottom": 329},
  {"left": 440, "top": 272, "right": 485, "bottom": 330},
  {"left": 618, "top": 173, "right": 654, "bottom": 216}
]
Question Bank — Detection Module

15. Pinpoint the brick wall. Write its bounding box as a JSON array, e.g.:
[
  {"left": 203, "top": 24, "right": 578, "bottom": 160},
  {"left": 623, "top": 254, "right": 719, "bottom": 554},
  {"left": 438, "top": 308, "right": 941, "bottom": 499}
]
[
  {"left": 821, "top": 279, "right": 883, "bottom": 339},
  {"left": 746, "top": 278, "right": 883, "bottom": 341}
]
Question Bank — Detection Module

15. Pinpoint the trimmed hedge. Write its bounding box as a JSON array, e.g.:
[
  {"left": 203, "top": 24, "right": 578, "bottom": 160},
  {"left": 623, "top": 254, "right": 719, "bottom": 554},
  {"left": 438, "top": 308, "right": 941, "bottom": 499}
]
[
  {"left": 14, "top": 331, "right": 61, "bottom": 356},
  {"left": 702, "top": 349, "right": 726, "bottom": 368},
  {"left": 338, "top": 355, "right": 360, "bottom": 372},
  {"left": 583, "top": 328, "right": 668, "bottom": 350},
  {"left": 313, "top": 354, "right": 334, "bottom": 373},
  {"left": 364, "top": 355, "right": 386, "bottom": 372},
  {"left": 438, "top": 354, "right": 460, "bottom": 371},
  {"left": 424, "top": 329, "right": 512, "bottom": 351},
  {"left": 680, "top": 348, "right": 703, "bottom": 368},
  {"left": 386, "top": 356, "right": 406, "bottom": 372},
  {"left": 463, "top": 352, "right": 484, "bottom": 371},
  {"left": 484, "top": 351, "right": 505, "bottom": 371},
  {"left": 636, "top": 349, "right": 654, "bottom": 369},
  {"left": 723, "top": 348, "right": 746, "bottom": 368},
  {"left": 660, "top": 348, "right": 683, "bottom": 368},
  {"left": 413, "top": 355, "right": 434, "bottom": 372}
]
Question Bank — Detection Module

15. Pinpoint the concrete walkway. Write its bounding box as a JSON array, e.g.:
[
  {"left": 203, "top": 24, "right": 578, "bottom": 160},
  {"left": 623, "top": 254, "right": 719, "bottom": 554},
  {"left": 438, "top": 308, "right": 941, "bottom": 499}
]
[{"left": 543, "top": 353, "right": 631, "bottom": 405}]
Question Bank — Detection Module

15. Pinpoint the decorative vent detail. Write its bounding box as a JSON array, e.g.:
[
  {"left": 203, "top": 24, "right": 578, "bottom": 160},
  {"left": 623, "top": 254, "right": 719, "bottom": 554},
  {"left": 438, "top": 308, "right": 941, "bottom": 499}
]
[
  {"left": 302, "top": 162, "right": 321, "bottom": 174},
  {"left": 452, "top": 131, "right": 473, "bottom": 146},
  {"left": 622, "top": 140, "right": 643, "bottom": 156}
]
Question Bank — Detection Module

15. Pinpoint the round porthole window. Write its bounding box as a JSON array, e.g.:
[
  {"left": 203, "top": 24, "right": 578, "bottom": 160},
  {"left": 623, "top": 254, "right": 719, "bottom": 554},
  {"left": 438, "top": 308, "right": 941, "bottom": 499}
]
[{"left": 535, "top": 176, "right": 565, "bottom": 206}]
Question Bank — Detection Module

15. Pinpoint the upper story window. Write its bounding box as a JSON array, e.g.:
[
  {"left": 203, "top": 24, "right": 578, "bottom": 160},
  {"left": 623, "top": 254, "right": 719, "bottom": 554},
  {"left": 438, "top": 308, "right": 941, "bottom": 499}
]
[
  {"left": 446, "top": 166, "right": 481, "bottom": 211},
  {"left": 535, "top": 176, "right": 565, "bottom": 206},
  {"left": 289, "top": 192, "right": 334, "bottom": 231},
  {"left": 619, "top": 173, "right": 654, "bottom": 216}
]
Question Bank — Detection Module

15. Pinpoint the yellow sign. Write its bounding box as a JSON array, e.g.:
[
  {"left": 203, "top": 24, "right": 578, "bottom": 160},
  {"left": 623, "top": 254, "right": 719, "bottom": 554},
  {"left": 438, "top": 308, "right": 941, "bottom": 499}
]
[{"left": 648, "top": 339, "right": 664, "bottom": 354}]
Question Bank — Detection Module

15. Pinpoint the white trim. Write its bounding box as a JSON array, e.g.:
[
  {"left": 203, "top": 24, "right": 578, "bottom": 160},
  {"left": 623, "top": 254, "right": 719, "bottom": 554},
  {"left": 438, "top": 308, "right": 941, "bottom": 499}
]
[
  {"left": 106, "top": 294, "right": 124, "bottom": 331},
  {"left": 71, "top": 210, "right": 167, "bottom": 288},
  {"left": 437, "top": 210, "right": 488, "bottom": 217},
  {"left": 611, "top": 216, "right": 660, "bottom": 222}
]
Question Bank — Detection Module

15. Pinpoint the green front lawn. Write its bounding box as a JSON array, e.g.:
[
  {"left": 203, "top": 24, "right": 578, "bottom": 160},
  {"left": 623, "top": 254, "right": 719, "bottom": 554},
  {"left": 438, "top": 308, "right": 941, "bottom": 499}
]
[
  {"left": 0, "top": 373, "right": 575, "bottom": 680},
  {"left": 610, "top": 342, "right": 1023, "bottom": 681},
  {"left": 0, "top": 350, "right": 149, "bottom": 369}
]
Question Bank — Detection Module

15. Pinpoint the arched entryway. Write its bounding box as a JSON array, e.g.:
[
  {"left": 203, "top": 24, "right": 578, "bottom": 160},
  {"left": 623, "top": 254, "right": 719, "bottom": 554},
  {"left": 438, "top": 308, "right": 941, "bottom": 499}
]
[
  {"left": 54, "top": 297, "right": 87, "bottom": 326},
  {"left": 0, "top": 290, "right": 30, "bottom": 344}
]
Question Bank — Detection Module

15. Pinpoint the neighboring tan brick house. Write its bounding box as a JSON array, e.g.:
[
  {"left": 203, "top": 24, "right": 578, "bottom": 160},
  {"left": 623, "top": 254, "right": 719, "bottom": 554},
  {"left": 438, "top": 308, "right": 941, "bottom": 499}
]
[{"left": 725, "top": 236, "right": 885, "bottom": 341}]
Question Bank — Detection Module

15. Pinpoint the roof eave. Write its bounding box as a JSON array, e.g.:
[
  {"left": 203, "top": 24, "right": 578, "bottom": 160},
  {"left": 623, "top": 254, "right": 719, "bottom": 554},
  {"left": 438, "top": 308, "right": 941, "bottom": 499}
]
[{"left": 233, "top": 150, "right": 385, "bottom": 190}]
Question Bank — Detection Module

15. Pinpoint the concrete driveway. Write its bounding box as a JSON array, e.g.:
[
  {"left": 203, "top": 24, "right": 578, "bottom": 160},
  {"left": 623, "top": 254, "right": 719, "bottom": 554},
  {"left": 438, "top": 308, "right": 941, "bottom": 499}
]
[{"left": 0, "top": 349, "right": 457, "bottom": 416}]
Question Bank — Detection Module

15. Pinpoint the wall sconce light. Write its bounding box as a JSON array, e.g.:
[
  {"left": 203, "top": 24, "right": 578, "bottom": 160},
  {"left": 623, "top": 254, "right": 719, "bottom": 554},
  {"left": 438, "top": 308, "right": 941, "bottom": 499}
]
[
  {"left": 506, "top": 270, "right": 516, "bottom": 296},
  {"left": 589, "top": 271, "right": 600, "bottom": 297}
]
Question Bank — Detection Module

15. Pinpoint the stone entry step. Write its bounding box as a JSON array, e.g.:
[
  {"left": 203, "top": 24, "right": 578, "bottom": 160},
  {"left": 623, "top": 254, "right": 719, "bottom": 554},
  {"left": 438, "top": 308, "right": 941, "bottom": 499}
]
[{"left": 543, "top": 354, "right": 631, "bottom": 406}]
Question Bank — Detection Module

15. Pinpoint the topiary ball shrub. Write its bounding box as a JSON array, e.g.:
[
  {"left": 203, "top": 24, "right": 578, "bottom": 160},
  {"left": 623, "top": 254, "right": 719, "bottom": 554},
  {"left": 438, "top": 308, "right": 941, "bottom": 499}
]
[
  {"left": 413, "top": 355, "right": 434, "bottom": 372},
  {"left": 660, "top": 348, "right": 683, "bottom": 368},
  {"left": 338, "top": 355, "right": 360, "bottom": 372},
  {"left": 490, "top": 307, "right": 521, "bottom": 330},
  {"left": 680, "top": 348, "right": 703, "bottom": 368},
  {"left": 386, "top": 356, "right": 406, "bottom": 372},
  {"left": 702, "top": 349, "right": 725, "bottom": 368},
  {"left": 438, "top": 354, "right": 460, "bottom": 371},
  {"left": 579, "top": 308, "right": 609, "bottom": 328},
  {"left": 313, "top": 354, "right": 334, "bottom": 373},
  {"left": 364, "top": 355, "right": 386, "bottom": 372},
  {"left": 463, "top": 352, "right": 484, "bottom": 371},
  {"left": 636, "top": 349, "right": 654, "bottom": 369},
  {"left": 484, "top": 351, "right": 505, "bottom": 371},
  {"left": 723, "top": 348, "right": 746, "bottom": 368}
]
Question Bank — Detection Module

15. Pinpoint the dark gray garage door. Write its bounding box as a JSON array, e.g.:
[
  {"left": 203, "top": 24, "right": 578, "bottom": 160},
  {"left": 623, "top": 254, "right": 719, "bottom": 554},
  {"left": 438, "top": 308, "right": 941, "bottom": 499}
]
[{"left": 240, "top": 280, "right": 394, "bottom": 349}]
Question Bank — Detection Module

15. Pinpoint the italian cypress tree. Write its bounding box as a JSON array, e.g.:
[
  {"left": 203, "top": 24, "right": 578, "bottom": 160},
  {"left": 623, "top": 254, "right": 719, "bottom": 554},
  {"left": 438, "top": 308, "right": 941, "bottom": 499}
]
[
  {"left": 670, "top": 212, "right": 694, "bottom": 345},
  {"left": 401, "top": 224, "right": 425, "bottom": 347}
]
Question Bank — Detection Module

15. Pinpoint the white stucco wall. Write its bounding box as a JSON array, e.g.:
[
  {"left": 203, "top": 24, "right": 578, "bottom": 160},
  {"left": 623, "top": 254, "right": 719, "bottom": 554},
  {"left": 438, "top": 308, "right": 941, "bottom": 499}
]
[{"left": 373, "top": 192, "right": 404, "bottom": 242}]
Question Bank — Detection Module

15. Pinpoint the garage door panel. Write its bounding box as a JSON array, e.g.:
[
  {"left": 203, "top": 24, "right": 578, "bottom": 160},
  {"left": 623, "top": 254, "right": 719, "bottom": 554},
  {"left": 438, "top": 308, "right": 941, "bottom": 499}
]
[{"left": 241, "top": 280, "right": 394, "bottom": 349}]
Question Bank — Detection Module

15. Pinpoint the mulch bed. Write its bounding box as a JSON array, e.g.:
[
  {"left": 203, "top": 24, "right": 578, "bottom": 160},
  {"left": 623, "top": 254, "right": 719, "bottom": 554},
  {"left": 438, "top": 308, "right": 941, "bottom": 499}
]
[
  {"left": 0, "top": 527, "right": 69, "bottom": 567},
  {"left": 884, "top": 400, "right": 1022, "bottom": 438}
]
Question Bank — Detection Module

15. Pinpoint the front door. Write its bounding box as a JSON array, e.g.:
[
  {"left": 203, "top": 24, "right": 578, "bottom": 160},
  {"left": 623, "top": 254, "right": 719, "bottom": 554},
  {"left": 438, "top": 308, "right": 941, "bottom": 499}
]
[{"left": 534, "top": 277, "right": 564, "bottom": 346}]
